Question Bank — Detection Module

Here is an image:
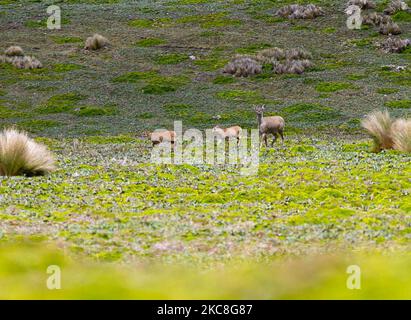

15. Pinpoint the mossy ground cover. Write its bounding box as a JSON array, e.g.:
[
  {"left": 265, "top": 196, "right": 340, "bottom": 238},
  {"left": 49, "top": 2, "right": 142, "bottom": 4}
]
[{"left": 0, "top": 0, "right": 410, "bottom": 298}]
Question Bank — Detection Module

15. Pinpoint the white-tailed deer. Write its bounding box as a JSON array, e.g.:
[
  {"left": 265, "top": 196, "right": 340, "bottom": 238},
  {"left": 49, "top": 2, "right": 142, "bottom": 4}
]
[{"left": 255, "top": 105, "right": 285, "bottom": 147}]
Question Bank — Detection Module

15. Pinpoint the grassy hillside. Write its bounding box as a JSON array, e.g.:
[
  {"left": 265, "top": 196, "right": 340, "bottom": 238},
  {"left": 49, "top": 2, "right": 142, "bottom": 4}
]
[{"left": 0, "top": 0, "right": 410, "bottom": 299}]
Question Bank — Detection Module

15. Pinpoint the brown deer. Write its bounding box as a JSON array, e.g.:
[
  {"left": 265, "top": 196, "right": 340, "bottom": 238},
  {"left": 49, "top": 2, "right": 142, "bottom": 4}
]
[{"left": 255, "top": 105, "right": 285, "bottom": 147}]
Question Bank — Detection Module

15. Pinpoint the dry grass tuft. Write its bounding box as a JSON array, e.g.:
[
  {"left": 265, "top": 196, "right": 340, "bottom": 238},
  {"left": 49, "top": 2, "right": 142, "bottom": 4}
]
[
  {"left": 347, "top": 0, "right": 376, "bottom": 9},
  {"left": 362, "top": 12, "right": 392, "bottom": 26},
  {"left": 1, "top": 46, "right": 42, "bottom": 69},
  {"left": 276, "top": 4, "right": 324, "bottom": 19},
  {"left": 223, "top": 56, "right": 262, "bottom": 77},
  {"left": 384, "top": 0, "right": 409, "bottom": 15},
  {"left": 392, "top": 119, "right": 411, "bottom": 152},
  {"left": 378, "top": 37, "right": 411, "bottom": 53},
  {"left": 379, "top": 21, "right": 402, "bottom": 35},
  {"left": 84, "top": 34, "right": 109, "bottom": 50},
  {"left": 361, "top": 110, "right": 394, "bottom": 152},
  {"left": 255, "top": 48, "right": 285, "bottom": 64},
  {"left": 0, "top": 128, "right": 56, "bottom": 177},
  {"left": 4, "top": 46, "right": 24, "bottom": 57}
]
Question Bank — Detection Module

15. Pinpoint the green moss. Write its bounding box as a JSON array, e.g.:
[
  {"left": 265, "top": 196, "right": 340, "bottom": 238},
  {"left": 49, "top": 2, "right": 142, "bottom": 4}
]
[
  {"left": 194, "top": 56, "right": 228, "bottom": 71},
  {"left": 315, "top": 81, "right": 358, "bottom": 93},
  {"left": 137, "top": 112, "right": 154, "bottom": 119},
  {"left": 37, "top": 92, "right": 85, "bottom": 114},
  {"left": 346, "top": 73, "right": 367, "bottom": 81},
  {"left": 112, "top": 71, "right": 158, "bottom": 83},
  {"left": 216, "top": 89, "right": 266, "bottom": 104},
  {"left": 376, "top": 88, "right": 399, "bottom": 94},
  {"left": 0, "top": 105, "right": 25, "bottom": 118},
  {"left": 19, "top": 119, "right": 60, "bottom": 132},
  {"left": 135, "top": 38, "right": 166, "bottom": 47},
  {"left": 154, "top": 53, "right": 189, "bottom": 65},
  {"left": 379, "top": 69, "right": 411, "bottom": 86},
  {"left": 235, "top": 43, "right": 271, "bottom": 54},
  {"left": 213, "top": 75, "right": 235, "bottom": 84},
  {"left": 348, "top": 38, "right": 373, "bottom": 47},
  {"left": 392, "top": 11, "right": 411, "bottom": 22},
  {"left": 385, "top": 99, "right": 411, "bottom": 109},
  {"left": 283, "top": 103, "right": 340, "bottom": 122},
  {"left": 53, "top": 63, "right": 82, "bottom": 72},
  {"left": 166, "top": 0, "right": 210, "bottom": 4},
  {"left": 83, "top": 135, "right": 135, "bottom": 144},
  {"left": 141, "top": 76, "right": 189, "bottom": 94},
  {"left": 322, "top": 27, "right": 336, "bottom": 33}
]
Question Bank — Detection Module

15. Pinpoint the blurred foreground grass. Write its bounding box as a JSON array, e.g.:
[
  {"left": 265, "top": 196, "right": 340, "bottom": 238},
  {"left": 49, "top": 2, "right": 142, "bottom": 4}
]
[{"left": 0, "top": 242, "right": 410, "bottom": 299}]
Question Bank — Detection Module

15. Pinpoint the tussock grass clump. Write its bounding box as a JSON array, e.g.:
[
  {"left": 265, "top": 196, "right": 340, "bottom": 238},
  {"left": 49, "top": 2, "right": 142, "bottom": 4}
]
[
  {"left": 361, "top": 110, "right": 394, "bottom": 152},
  {"left": 4, "top": 46, "right": 24, "bottom": 57},
  {"left": 392, "top": 119, "right": 411, "bottom": 152},
  {"left": 223, "top": 56, "right": 262, "bottom": 77},
  {"left": 379, "top": 21, "right": 402, "bottom": 35},
  {"left": 0, "top": 46, "right": 42, "bottom": 69},
  {"left": 276, "top": 4, "right": 324, "bottom": 19},
  {"left": 0, "top": 128, "right": 55, "bottom": 177},
  {"left": 384, "top": 0, "right": 409, "bottom": 15},
  {"left": 378, "top": 37, "right": 411, "bottom": 53},
  {"left": 223, "top": 47, "right": 313, "bottom": 76},
  {"left": 362, "top": 12, "right": 392, "bottom": 26},
  {"left": 347, "top": 0, "right": 376, "bottom": 9},
  {"left": 361, "top": 11, "right": 402, "bottom": 35},
  {"left": 273, "top": 59, "right": 313, "bottom": 75},
  {"left": 84, "top": 34, "right": 109, "bottom": 50},
  {"left": 255, "top": 47, "right": 285, "bottom": 63},
  {"left": 362, "top": 110, "right": 411, "bottom": 152}
]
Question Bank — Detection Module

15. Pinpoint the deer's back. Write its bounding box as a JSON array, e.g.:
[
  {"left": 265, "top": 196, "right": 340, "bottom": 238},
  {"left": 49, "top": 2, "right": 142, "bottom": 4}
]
[{"left": 261, "top": 116, "right": 285, "bottom": 133}]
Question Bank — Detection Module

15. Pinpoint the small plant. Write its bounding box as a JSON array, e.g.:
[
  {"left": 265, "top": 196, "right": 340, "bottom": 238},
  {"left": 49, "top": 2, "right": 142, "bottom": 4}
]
[
  {"left": 379, "top": 21, "right": 402, "bottom": 35},
  {"left": 392, "top": 118, "right": 411, "bottom": 152},
  {"left": 0, "top": 128, "right": 55, "bottom": 177},
  {"left": 1, "top": 46, "right": 42, "bottom": 69},
  {"left": 276, "top": 4, "right": 324, "bottom": 19},
  {"left": 223, "top": 55, "right": 262, "bottom": 77},
  {"left": 384, "top": 0, "right": 409, "bottom": 15},
  {"left": 385, "top": 99, "right": 411, "bottom": 108},
  {"left": 4, "top": 46, "right": 24, "bottom": 57},
  {"left": 84, "top": 34, "right": 109, "bottom": 50},
  {"left": 378, "top": 37, "right": 411, "bottom": 53},
  {"left": 347, "top": 0, "right": 376, "bottom": 9},
  {"left": 361, "top": 110, "right": 394, "bottom": 152}
]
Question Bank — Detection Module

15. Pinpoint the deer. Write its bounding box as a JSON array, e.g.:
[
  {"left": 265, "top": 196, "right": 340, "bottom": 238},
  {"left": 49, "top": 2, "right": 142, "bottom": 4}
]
[
  {"left": 150, "top": 130, "right": 176, "bottom": 147},
  {"left": 212, "top": 125, "right": 242, "bottom": 145},
  {"left": 255, "top": 105, "right": 285, "bottom": 147}
]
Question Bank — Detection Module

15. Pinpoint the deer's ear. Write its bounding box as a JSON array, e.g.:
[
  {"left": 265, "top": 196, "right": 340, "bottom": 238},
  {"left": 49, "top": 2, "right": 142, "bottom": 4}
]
[{"left": 261, "top": 105, "right": 265, "bottom": 110}]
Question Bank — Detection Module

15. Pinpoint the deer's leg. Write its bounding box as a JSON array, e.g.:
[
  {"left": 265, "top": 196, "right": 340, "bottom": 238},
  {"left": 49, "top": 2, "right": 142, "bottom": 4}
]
[
  {"left": 271, "top": 133, "right": 277, "bottom": 147},
  {"left": 264, "top": 134, "right": 268, "bottom": 147},
  {"left": 279, "top": 130, "right": 284, "bottom": 142}
]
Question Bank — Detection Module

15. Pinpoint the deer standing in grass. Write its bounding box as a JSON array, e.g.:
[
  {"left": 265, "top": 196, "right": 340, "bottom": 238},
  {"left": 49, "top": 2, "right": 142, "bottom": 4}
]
[
  {"left": 212, "top": 125, "right": 242, "bottom": 145},
  {"left": 255, "top": 105, "right": 285, "bottom": 147}
]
